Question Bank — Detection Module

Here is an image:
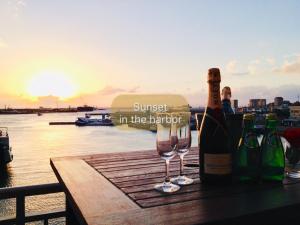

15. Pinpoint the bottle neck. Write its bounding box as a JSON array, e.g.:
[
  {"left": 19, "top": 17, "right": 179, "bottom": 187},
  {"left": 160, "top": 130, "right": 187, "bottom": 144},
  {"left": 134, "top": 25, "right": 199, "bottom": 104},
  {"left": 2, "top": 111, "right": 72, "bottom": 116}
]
[
  {"left": 207, "top": 81, "right": 222, "bottom": 109},
  {"left": 266, "top": 120, "right": 277, "bottom": 130},
  {"left": 243, "top": 120, "right": 254, "bottom": 131}
]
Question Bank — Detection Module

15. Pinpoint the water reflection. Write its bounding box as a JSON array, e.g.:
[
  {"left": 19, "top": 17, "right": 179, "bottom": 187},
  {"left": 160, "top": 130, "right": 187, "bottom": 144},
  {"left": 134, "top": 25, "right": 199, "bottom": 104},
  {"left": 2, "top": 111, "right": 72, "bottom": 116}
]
[
  {"left": 0, "top": 166, "right": 14, "bottom": 219},
  {"left": 0, "top": 112, "right": 188, "bottom": 219},
  {"left": 0, "top": 166, "right": 13, "bottom": 187}
]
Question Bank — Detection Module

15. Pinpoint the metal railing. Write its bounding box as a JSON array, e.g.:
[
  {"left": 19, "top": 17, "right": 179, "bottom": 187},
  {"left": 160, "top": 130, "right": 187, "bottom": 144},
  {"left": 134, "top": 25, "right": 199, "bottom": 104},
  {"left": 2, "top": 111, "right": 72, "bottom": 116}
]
[{"left": 0, "top": 183, "right": 66, "bottom": 225}]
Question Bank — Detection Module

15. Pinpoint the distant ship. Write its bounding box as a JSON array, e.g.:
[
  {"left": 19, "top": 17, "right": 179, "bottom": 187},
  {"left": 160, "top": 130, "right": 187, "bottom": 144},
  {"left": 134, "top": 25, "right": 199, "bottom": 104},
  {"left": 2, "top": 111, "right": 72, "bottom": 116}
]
[
  {"left": 77, "top": 105, "right": 95, "bottom": 112},
  {"left": 0, "top": 127, "right": 13, "bottom": 167},
  {"left": 75, "top": 113, "right": 113, "bottom": 126}
]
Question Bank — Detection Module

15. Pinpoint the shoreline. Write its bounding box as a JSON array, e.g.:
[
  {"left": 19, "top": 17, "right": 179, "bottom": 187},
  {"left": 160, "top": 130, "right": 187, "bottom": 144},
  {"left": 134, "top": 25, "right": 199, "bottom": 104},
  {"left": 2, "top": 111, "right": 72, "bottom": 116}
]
[{"left": 0, "top": 107, "right": 106, "bottom": 115}]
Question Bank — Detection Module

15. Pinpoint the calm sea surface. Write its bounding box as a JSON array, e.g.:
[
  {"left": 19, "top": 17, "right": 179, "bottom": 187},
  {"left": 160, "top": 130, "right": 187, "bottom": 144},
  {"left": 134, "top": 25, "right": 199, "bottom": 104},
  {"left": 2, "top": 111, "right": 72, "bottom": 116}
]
[{"left": 0, "top": 112, "right": 198, "bottom": 223}]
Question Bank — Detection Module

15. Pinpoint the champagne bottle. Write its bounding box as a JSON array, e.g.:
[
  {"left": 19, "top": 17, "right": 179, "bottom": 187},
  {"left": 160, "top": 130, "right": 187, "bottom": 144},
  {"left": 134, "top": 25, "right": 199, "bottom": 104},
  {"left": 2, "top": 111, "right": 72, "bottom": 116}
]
[
  {"left": 199, "top": 68, "right": 232, "bottom": 183},
  {"left": 261, "top": 113, "right": 285, "bottom": 181},
  {"left": 236, "top": 114, "right": 260, "bottom": 182}
]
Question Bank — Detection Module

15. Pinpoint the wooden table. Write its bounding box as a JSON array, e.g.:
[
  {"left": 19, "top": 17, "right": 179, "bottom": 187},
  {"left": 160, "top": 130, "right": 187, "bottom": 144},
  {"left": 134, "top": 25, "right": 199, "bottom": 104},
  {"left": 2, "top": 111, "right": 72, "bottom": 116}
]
[{"left": 51, "top": 147, "right": 300, "bottom": 225}]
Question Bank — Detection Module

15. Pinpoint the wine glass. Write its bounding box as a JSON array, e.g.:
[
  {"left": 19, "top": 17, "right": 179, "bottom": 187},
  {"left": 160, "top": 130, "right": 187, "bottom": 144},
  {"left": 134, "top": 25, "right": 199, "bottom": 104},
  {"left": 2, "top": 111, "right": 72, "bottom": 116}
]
[
  {"left": 154, "top": 113, "right": 180, "bottom": 193},
  {"left": 171, "top": 112, "right": 194, "bottom": 185},
  {"left": 283, "top": 128, "right": 300, "bottom": 178}
]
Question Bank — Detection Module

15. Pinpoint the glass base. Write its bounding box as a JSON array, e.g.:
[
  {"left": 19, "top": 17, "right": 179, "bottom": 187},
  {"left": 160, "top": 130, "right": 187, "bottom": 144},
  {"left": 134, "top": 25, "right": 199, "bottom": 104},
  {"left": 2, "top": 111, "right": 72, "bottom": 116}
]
[
  {"left": 154, "top": 181, "right": 180, "bottom": 193},
  {"left": 171, "top": 176, "right": 194, "bottom": 186},
  {"left": 287, "top": 171, "right": 300, "bottom": 179}
]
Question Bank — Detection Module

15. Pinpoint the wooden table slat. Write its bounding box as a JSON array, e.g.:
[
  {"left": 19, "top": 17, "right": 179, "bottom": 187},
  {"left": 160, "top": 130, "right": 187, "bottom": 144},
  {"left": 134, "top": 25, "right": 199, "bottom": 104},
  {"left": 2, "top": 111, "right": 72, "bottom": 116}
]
[
  {"left": 96, "top": 160, "right": 198, "bottom": 173},
  {"left": 110, "top": 169, "right": 197, "bottom": 183},
  {"left": 116, "top": 173, "right": 200, "bottom": 188},
  {"left": 90, "top": 156, "right": 198, "bottom": 169}
]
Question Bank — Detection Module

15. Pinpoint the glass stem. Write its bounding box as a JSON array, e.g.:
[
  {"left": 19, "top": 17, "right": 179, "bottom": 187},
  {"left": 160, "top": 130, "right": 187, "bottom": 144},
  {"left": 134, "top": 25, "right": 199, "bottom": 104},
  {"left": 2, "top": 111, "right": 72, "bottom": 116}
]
[
  {"left": 165, "top": 159, "right": 170, "bottom": 183},
  {"left": 180, "top": 154, "right": 184, "bottom": 176}
]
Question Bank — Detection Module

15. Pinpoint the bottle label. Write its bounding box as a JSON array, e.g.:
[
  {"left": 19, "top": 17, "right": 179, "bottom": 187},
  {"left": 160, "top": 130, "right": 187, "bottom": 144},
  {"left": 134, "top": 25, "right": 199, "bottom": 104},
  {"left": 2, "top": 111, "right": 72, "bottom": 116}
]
[
  {"left": 204, "top": 153, "right": 232, "bottom": 175},
  {"left": 207, "top": 82, "right": 222, "bottom": 109}
]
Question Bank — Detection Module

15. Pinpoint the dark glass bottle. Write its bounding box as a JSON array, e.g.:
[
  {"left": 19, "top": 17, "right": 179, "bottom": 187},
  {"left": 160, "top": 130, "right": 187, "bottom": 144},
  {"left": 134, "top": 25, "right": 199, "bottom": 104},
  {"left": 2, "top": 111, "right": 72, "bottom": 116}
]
[
  {"left": 261, "top": 114, "right": 285, "bottom": 182},
  {"left": 198, "top": 68, "right": 232, "bottom": 184},
  {"left": 236, "top": 114, "right": 260, "bottom": 182}
]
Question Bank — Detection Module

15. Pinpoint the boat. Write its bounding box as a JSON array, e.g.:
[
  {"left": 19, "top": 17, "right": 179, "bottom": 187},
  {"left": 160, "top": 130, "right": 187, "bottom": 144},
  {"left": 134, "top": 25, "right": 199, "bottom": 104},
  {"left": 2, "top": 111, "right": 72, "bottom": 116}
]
[
  {"left": 37, "top": 112, "right": 42, "bottom": 116},
  {"left": 0, "top": 127, "right": 13, "bottom": 166},
  {"left": 75, "top": 113, "right": 113, "bottom": 126}
]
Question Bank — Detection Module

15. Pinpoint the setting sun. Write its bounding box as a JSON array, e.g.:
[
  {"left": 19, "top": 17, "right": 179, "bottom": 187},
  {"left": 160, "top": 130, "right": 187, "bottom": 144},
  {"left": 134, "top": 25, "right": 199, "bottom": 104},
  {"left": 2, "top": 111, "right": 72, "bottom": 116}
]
[{"left": 26, "top": 71, "right": 78, "bottom": 99}]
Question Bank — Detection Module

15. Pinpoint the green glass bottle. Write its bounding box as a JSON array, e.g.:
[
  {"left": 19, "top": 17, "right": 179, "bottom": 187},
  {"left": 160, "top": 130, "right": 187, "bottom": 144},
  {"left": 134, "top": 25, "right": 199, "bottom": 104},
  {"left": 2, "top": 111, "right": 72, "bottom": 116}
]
[
  {"left": 261, "top": 114, "right": 285, "bottom": 181},
  {"left": 236, "top": 114, "right": 260, "bottom": 182}
]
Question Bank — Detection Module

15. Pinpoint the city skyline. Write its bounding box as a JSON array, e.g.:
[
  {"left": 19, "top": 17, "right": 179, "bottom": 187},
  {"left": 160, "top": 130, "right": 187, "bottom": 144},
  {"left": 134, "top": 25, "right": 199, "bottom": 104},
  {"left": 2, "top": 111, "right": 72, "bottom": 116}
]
[{"left": 1, "top": 0, "right": 300, "bottom": 107}]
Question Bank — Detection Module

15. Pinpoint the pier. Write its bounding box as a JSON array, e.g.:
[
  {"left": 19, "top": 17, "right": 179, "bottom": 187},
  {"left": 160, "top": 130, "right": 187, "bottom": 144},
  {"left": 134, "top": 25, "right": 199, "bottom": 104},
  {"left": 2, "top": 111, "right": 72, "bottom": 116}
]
[{"left": 49, "top": 122, "right": 76, "bottom": 125}]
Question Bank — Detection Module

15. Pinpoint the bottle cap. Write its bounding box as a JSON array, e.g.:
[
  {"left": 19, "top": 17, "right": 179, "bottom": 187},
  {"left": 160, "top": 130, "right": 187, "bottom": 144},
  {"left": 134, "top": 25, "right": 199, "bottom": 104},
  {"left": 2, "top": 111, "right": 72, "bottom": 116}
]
[
  {"left": 243, "top": 113, "right": 255, "bottom": 120},
  {"left": 266, "top": 113, "right": 277, "bottom": 120},
  {"left": 207, "top": 68, "right": 221, "bottom": 83}
]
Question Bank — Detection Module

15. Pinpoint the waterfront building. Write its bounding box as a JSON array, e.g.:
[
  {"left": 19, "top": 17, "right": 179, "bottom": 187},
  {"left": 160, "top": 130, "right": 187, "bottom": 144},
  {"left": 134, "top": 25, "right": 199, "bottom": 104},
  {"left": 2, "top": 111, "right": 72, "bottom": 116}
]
[
  {"left": 274, "top": 97, "right": 284, "bottom": 107},
  {"left": 267, "top": 103, "right": 274, "bottom": 112},
  {"left": 231, "top": 99, "right": 238, "bottom": 109},
  {"left": 290, "top": 106, "right": 300, "bottom": 119},
  {"left": 249, "top": 99, "right": 267, "bottom": 109},
  {"left": 282, "top": 100, "right": 290, "bottom": 108}
]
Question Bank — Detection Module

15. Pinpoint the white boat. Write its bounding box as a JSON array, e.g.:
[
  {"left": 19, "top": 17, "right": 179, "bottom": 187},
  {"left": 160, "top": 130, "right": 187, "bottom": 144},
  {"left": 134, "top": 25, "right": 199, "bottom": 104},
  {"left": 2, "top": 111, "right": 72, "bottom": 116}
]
[
  {"left": 0, "top": 127, "right": 13, "bottom": 166},
  {"left": 75, "top": 113, "right": 113, "bottom": 126}
]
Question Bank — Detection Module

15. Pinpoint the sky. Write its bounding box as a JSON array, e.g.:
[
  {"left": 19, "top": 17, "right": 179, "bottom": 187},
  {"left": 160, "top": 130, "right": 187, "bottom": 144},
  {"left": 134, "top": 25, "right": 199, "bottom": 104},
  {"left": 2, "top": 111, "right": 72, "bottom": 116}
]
[{"left": 0, "top": 0, "right": 300, "bottom": 108}]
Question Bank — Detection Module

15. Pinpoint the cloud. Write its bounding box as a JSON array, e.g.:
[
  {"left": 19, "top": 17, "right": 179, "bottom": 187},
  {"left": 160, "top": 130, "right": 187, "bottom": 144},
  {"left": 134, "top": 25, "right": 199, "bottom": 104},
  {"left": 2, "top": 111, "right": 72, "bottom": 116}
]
[
  {"left": 226, "top": 60, "right": 237, "bottom": 73},
  {"left": 247, "top": 59, "right": 261, "bottom": 74},
  {"left": 128, "top": 86, "right": 140, "bottom": 93},
  {"left": 283, "top": 53, "right": 300, "bottom": 59},
  {"left": 64, "top": 85, "right": 141, "bottom": 107},
  {"left": 8, "top": 0, "right": 26, "bottom": 17},
  {"left": 231, "top": 72, "right": 249, "bottom": 76},
  {"left": 97, "top": 85, "right": 140, "bottom": 95},
  {"left": 0, "top": 85, "right": 140, "bottom": 108},
  {"left": 266, "top": 58, "right": 275, "bottom": 65},
  {"left": 225, "top": 60, "right": 249, "bottom": 75},
  {"left": 225, "top": 57, "right": 280, "bottom": 75},
  {"left": 98, "top": 86, "right": 126, "bottom": 95},
  {"left": 274, "top": 56, "right": 300, "bottom": 74}
]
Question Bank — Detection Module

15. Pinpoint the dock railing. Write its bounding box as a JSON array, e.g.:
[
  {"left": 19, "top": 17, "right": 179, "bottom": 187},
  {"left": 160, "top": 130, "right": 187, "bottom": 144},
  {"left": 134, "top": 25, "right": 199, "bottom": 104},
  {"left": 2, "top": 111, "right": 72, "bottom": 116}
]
[{"left": 0, "top": 183, "right": 66, "bottom": 225}]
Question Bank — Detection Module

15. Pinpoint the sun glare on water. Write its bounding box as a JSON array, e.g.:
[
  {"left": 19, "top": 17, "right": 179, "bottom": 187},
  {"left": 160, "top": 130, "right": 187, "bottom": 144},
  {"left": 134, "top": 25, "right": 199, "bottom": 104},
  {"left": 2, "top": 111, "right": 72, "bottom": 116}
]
[{"left": 27, "top": 71, "right": 78, "bottom": 99}]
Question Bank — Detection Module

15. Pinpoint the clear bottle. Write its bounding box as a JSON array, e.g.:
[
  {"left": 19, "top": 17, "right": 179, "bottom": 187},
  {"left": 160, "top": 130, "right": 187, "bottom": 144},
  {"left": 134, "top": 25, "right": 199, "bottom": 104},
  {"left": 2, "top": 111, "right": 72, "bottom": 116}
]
[
  {"left": 236, "top": 114, "right": 260, "bottom": 182},
  {"left": 261, "top": 113, "right": 285, "bottom": 181}
]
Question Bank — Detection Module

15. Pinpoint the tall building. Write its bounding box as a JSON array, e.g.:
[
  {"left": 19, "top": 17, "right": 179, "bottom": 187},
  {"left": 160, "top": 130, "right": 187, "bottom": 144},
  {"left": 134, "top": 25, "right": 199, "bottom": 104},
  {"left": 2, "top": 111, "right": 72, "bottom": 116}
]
[
  {"left": 274, "top": 97, "right": 284, "bottom": 107},
  {"left": 249, "top": 99, "right": 266, "bottom": 109},
  {"left": 282, "top": 100, "right": 290, "bottom": 108},
  {"left": 267, "top": 103, "right": 275, "bottom": 112},
  {"left": 231, "top": 99, "right": 238, "bottom": 109}
]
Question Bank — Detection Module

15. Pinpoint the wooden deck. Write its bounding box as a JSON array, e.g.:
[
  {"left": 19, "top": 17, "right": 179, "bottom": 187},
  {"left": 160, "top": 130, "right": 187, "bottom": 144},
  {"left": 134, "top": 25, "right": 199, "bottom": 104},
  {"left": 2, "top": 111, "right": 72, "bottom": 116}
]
[{"left": 51, "top": 147, "right": 300, "bottom": 225}]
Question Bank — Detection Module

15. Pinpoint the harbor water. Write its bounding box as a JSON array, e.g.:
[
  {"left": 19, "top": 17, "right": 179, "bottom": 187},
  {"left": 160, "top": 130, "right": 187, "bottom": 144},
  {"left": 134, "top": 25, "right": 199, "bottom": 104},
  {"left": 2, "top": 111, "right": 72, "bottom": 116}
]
[{"left": 0, "top": 112, "right": 198, "bottom": 223}]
